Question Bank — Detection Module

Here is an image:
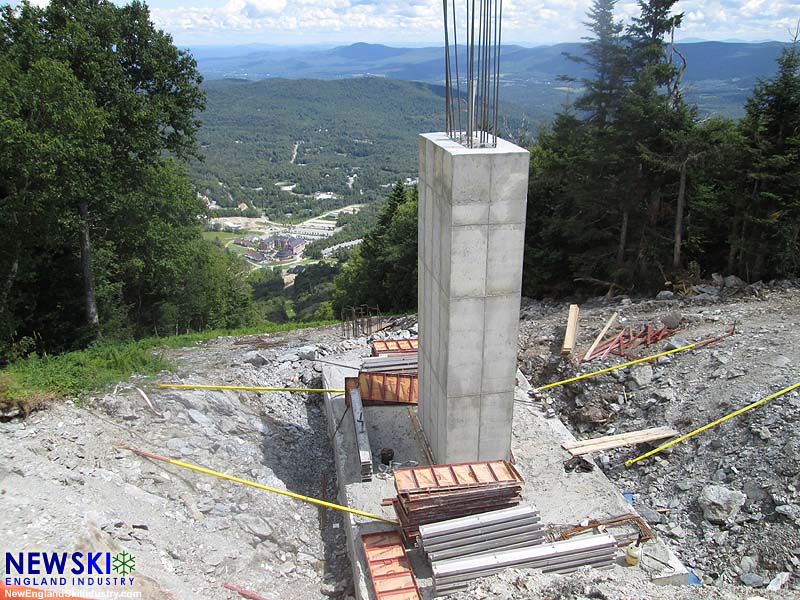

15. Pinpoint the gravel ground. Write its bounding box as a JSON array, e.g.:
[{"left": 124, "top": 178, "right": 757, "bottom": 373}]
[
  {"left": 459, "top": 566, "right": 792, "bottom": 599},
  {"left": 0, "top": 325, "right": 366, "bottom": 600},
  {"left": 2, "top": 279, "right": 799, "bottom": 599},
  {"left": 516, "top": 279, "right": 800, "bottom": 597}
]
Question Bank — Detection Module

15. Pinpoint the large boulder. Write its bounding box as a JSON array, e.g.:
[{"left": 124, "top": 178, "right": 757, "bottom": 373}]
[
  {"left": 698, "top": 485, "right": 746, "bottom": 524},
  {"left": 628, "top": 364, "right": 654, "bottom": 388},
  {"left": 296, "top": 345, "right": 318, "bottom": 360},
  {"left": 243, "top": 351, "right": 269, "bottom": 367},
  {"left": 724, "top": 275, "right": 746, "bottom": 289}
]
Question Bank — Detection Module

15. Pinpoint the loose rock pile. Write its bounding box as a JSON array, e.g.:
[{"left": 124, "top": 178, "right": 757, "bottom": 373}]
[
  {"left": 458, "top": 566, "right": 786, "bottom": 599},
  {"left": 518, "top": 281, "right": 800, "bottom": 594},
  {"left": 0, "top": 325, "right": 362, "bottom": 600}
]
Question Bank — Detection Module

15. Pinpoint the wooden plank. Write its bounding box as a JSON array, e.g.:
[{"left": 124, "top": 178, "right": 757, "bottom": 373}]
[
  {"left": 563, "top": 426, "right": 677, "bottom": 450},
  {"left": 582, "top": 312, "right": 618, "bottom": 361},
  {"left": 561, "top": 304, "right": 581, "bottom": 355},
  {"left": 562, "top": 427, "right": 679, "bottom": 456}
]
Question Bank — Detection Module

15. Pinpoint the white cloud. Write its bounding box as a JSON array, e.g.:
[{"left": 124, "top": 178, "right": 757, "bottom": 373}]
[
  {"left": 238, "top": 0, "right": 288, "bottom": 19},
  {"left": 147, "top": 1, "right": 800, "bottom": 46}
]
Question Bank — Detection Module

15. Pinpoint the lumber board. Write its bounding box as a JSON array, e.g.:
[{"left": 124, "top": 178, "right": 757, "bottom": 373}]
[
  {"left": 563, "top": 426, "right": 677, "bottom": 450},
  {"left": 582, "top": 312, "right": 618, "bottom": 361},
  {"left": 562, "top": 426, "right": 679, "bottom": 456},
  {"left": 561, "top": 304, "right": 581, "bottom": 355}
]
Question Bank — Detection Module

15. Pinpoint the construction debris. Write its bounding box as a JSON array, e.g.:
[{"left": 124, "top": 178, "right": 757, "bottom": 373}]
[
  {"left": 535, "top": 328, "right": 736, "bottom": 392},
  {"left": 222, "top": 582, "right": 271, "bottom": 600},
  {"left": 558, "top": 514, "right": 654, "bottom": 547},
  {"left": 430, "top": 533, "right": 618, "bottom": 595},
  {"left": 418, "top": 505, "right": 544, "bottom": 563},
  {"left": 582, "top": 312, "right": 618, "bottom": 362},
  {"left": 561, "top": 304, "right": 580, "bottom": 356},
  {"left": 361, "top": 531, "right": 422, "bottom": 600},
  {"left": 563, "top": 456, "right": 595, "bottom": 473},
  {"left": 582, "top": 324, "right": 676, "bottom": 361},
  {"left": 390, "top": 461, "right": 524, "bottom": 542},
  {"left": 562, "top": 426, "right": 679, "bottom": 457}
]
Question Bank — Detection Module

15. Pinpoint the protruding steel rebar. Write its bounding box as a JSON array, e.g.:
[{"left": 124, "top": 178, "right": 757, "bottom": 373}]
[{"left": 442, "top": 0, "right": 503, "bottom": 148}]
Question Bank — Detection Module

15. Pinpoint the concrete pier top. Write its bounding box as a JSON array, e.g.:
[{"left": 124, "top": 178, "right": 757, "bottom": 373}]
[{"left": 418, "top": 132, "right": 530, "bottom": 464}]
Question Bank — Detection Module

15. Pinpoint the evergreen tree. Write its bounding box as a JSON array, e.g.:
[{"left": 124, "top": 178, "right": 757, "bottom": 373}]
[
  {"left": 571, "top": 0, "right": 629, "bottom": 128},
  {"left": 332, "top": 183, "right": 418, "bottom": 313},
  {"left": 736, "top": 37, "right": 800, "bottom": 278}
]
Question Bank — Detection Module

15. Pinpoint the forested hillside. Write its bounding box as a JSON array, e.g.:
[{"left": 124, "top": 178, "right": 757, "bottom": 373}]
[
  {"left": 2, "top": 0, "right": 797, "bottom": 369},
  {"left": 190, "top": 77, "right": 525, "bottom": 221}
]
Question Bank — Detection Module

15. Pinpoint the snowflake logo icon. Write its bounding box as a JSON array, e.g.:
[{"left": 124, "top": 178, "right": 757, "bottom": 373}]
[{"left": 111, "top": 551, "right": 136, "bottom": 576}]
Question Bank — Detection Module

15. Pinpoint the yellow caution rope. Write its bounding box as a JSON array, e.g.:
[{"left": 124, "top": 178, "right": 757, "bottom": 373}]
[
  {"left": 120, "top": 446, "right": 398, "bottom": 524},
  {"left": 626, "top": 380, "right": 800, "bottom": 467},
  {"left": 158, "top": 384, "right": 345, "bottom": 393},
  {"left": 534, "top": 329, "right": 735, "bottom": 392}
]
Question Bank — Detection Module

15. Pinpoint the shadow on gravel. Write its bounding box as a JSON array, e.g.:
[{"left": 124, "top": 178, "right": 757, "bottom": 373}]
[{"left": 258, "top": 393, "right": 353, "bottom": 596}]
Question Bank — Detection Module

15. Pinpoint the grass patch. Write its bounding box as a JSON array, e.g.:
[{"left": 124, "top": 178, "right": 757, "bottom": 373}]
[
  {"left": 0, "top": 320, "right": 337, "bottom": 403},
  {"left": 143, "top": 319, "right": 337, "bottom": 349},
  {"left": 201, "top": 230, "right": 238, "bottom": 243}
]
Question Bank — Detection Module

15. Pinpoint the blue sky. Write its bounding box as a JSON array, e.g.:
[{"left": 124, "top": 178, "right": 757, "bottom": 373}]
[{"left": 25, "top": 1, "right": 800, "bottom": 46}]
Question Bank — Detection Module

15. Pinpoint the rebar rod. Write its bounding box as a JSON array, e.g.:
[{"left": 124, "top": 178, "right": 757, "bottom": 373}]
[{"left": 442, "top": 0, "right": 502, "bottom": 148}]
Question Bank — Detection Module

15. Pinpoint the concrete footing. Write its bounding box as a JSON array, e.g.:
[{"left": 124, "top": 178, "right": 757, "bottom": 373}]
[{"left": 322, "top": 357, "right": 688, "bottom": 599}]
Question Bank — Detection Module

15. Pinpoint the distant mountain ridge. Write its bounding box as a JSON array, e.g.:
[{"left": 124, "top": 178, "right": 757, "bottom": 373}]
[{"left": 192, "top": 40, "right": 788, "bottom": 119}]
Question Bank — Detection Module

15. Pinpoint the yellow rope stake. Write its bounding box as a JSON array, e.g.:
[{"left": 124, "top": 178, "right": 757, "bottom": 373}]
[
  {"left": 626, "top": 380, "right": 800, "bottom": 467},
  {"left": 120, "top": 446, "right": 398, "bottom": 524},
  {"left": 158, "top": 384, "right": 345, "bottom": 393},
  {"left": 534, "top": 330, "right": 734, "bottom": 392}
]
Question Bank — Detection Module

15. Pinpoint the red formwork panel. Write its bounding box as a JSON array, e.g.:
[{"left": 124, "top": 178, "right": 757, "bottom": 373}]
[
  {"left": 361, "top": 531, "right": 422, "bottom": 600},
  {"left": 393, "top": 460, "right": 523, "bottom": 495},
  {"left": 345, "top": 373, "right": 418, "bottom": 405},
  {"left": 371, "top": 338, "right": 419, "bottom": 356}
]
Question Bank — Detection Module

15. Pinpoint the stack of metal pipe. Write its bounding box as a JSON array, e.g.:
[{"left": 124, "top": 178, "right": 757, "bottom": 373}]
[
  {"left": 418, "top": 505, "right": 544, "bottom": 563},
  {"left": 360, "top": 353, "right": 418, "bottom": 373},
  {"left": 430, "top": 533, "right": 618, "bottom": 595}
]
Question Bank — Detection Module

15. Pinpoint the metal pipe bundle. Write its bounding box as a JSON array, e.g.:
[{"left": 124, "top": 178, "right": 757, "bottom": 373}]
[
  {"left": 431, "top": 533, "right": 618, "bottom": 595},
  {"left": 361, "top": 353, "right": 419, "bottom": 373},
  {"left": 419, "top": 505, "right": 545, "bottom": 562}
]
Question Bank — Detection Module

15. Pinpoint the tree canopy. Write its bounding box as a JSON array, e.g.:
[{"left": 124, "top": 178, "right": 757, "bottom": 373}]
[
  {"left": 0, "top": 0, "right": 257, "bottom": 356},
  {"left": 331, "top": 182, "right": 418, "bottom": 315},
  {"left": 523, "top": 1, "right": 799, "bottom": 297}
]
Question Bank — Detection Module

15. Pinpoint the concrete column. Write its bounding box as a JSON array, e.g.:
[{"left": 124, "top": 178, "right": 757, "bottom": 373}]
[{"left": 418, "top": 132, "right": 529, "bottom": 464}]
